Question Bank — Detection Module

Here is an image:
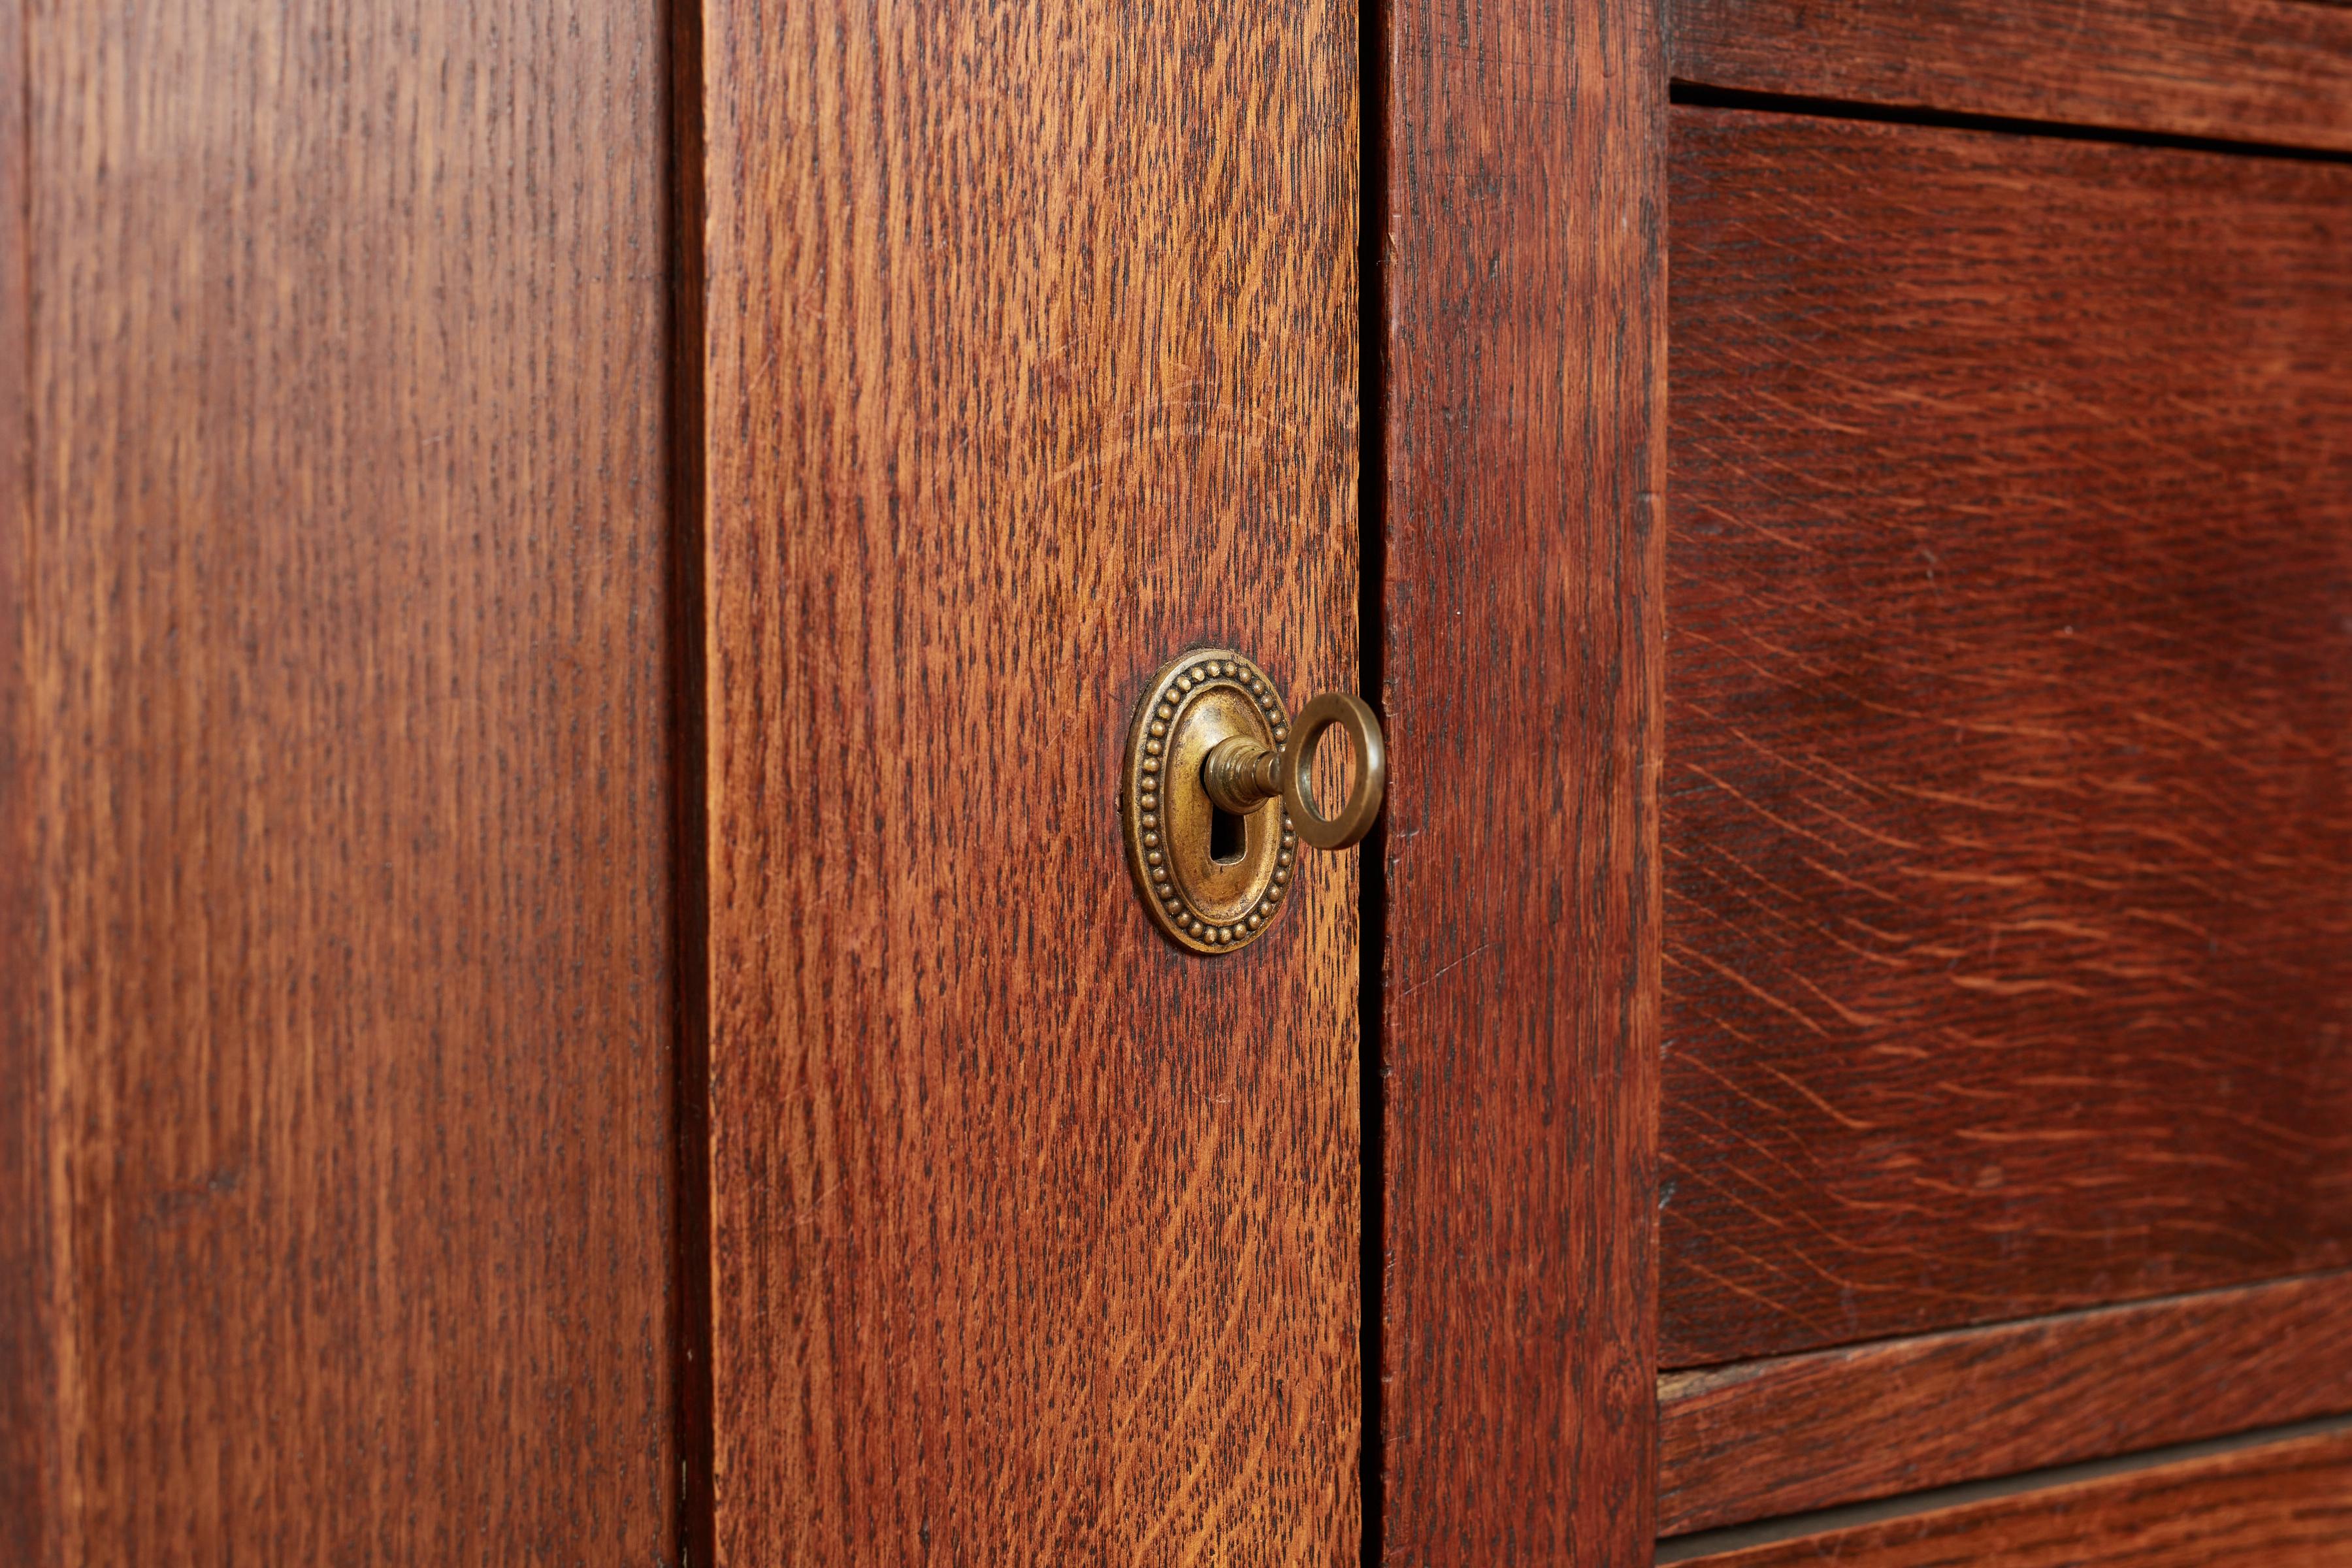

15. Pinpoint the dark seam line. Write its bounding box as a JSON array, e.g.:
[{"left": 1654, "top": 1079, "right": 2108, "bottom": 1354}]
[
  {"left": 660, "top": 0, "right": 715, "bottom": 1558},
  {"left": 1671, "top": 80, "right": 2352, "bottom": 167}
]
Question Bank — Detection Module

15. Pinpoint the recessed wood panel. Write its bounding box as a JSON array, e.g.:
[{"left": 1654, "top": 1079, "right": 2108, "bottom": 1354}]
[
  {"left": 698, "top": 2, "right": 1360, "bottom": 1560},
  {"left": 1662, "top": 108, "right": 2352, "bottom": 1366},
  {"left": 1660, "top": 1273, "right": 2352, "bottom": 1535},
  {"left": 8, "top": 0, "right": 681, "bottom": 1560},
  {"left": 1673, "top": 1427, "right": 2352, "bottom": 1568},
  {"left": 1671, "top": 0, "right": 2352, "bottom": 152}
]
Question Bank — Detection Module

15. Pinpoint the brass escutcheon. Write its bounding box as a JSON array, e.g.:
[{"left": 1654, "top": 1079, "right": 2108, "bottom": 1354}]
[{"left": 1121, "top": 647, "right": 1386, "bottom": 955}]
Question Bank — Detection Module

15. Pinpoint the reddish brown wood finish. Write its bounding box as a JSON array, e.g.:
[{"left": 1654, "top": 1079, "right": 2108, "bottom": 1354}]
[
  {"left": 1662, "top": 110, "right": 2352, "bottom": 1365},
  {"left": 1660, "top": 1273, "right": 2352, "bottom": 1535},
  {"left": 698, "top": 2, "right": 1361, "bottom": 1560},
  {"left": 7, "top": 1, "right": 681, "bottom": 1560},
  {"left": 1, "top": 1, "right": 43, "bottom": 1561},
  {"left": 1676, "top": 1428, "right": 2352, "bottom": 1567},
  {"left": 1670, "top": 0, "right": 2352, "bottom": 152},
  {"left": 1382, "top": 0, "right": 1666, "bottom": 1560}
]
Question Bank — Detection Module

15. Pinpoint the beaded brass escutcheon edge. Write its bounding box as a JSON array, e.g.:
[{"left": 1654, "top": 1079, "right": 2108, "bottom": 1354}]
[{"left": 1121, "top": 649, "right": 1301, "bottom": 955}]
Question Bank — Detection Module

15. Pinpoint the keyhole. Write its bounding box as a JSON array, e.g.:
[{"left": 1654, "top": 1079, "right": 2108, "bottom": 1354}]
[{"left": 1209, "top": 804, "right": 1246, "bottom": 865}]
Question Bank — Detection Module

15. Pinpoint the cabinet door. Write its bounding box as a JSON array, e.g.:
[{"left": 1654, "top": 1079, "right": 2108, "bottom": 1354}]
[
  {"left": 3, "top": 0, "right": 681, "bottom": 1560},
  {"left": 691, "top": 3, "right": 1364, "bottom": 1558}
]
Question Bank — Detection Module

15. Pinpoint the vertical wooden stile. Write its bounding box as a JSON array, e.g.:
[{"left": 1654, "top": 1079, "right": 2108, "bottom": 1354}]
[{"left": 1381, "top": 0, "right": 1668, "bottom": 1560}]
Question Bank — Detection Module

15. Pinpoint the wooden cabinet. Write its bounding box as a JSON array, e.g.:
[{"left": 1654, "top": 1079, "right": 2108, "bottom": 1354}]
[{"left": 7, "top": 0, "right": 2350, "bottom": 1563}]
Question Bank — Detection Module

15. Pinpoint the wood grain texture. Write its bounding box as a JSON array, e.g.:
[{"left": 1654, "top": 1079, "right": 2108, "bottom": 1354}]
[
  {"left": 1381, "top": 1, "right": 1665, "bottom": 1561},
  {"left": 698, "top": 2, "right": 1360, "bottom": 1560},
  {"left": 14, "top": 1, "right": 680, "bottom": 1560},
  {"left": 1669, "top": 0, "right": 2352, "bottom": 152},
  {"left": 1661, "top": 108, "right": 2352, "bottom": 1367},
  {"left": 1660, "top": 1272, "right": 2352, "bottom": 1535},
  {"left": 1676, "top": 1428, "right": 2352, "bottom": 1567},
  {"left": 1, "top": 0, "right": 46, "bottom": 1560}
]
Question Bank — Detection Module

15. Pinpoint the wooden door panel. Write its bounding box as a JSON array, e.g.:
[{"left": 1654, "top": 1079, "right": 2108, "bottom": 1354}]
[
  {"left": 4, "top": 0, "right": 681, "bottom": 1560},
  {"left": 1661, "top": 108, "right": 2352, "bottom": 1367},
  {"left": 696, "top": 3, "right": 1360, "bottom": 1559}
]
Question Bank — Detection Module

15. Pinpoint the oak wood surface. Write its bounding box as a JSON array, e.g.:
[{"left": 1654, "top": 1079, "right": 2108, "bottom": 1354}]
[
  {"left": 1659, "top": 1273, "right": 2352, "bottom": 1536},
  {"left": 1669, "top": 0, "right": 2352, "bottom": 152},
  {"left": 1662, "top": 109, "right": 2352, "bottom": 1365},
  {"left": 698, "top": 2, "right": 1361, "bottom": 1560},
  {"left": 8, "top": 1, "right": 681, "bottom": 1560},
  {"left": 1676, "top": 1428, "right": 2352, "bottom": 1567},
  {"left": 2, "top": 0, "right": 43, "bottom": 1559},
  {"left": 1381, "top": 0, "right": 1666, "bottom": 1560}
]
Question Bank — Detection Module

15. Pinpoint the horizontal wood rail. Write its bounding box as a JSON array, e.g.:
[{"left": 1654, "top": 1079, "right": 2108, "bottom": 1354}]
[
  {"left": 1663, "top": 1421, "right": 2352, "bottom": 1566},
  {"left": 1659, "top": 1272, "right": 2352, "bottom": 1536},
  {"left": 1669, "top": 0, "right": 2352, "bottom": 153}
]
